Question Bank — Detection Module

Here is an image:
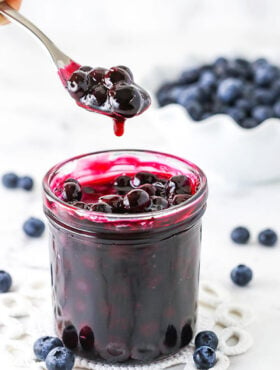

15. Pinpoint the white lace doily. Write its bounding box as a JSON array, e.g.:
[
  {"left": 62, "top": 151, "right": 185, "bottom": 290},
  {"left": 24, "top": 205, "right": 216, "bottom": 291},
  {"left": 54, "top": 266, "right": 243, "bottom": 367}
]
[{"left": 0, "top": 272, "right": 254, "bottom": 370}]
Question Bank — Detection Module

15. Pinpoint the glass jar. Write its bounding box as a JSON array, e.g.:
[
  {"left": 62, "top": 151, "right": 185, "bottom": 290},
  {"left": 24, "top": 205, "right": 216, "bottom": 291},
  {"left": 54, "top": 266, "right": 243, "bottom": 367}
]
[{"left": 43, "top": 149, "right": 208, "bottom": 363}]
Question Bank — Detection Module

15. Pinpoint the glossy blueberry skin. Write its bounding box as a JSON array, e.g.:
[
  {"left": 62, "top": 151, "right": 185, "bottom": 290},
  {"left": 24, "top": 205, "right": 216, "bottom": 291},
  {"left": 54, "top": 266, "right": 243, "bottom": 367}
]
[
  {"left": 0, "top": 270, "right": 12, "bottom": 293},
  {"left": 123, "top": 189, "right": 151, "bottom": 212},
  {"left": 199, "top": 71, "right": 216, "bottom": 89},
  {"left": 258, "top": 229, "right": 278, "bottom": 247},
  {"left": 231, "top": 227, "right": 250, "bottom": 244},
  {"left": 231, "top": 265, "right": 253, "bottom": 287},
  {"left": 23, "top": 217, "right": 45, "bottom": 237},
  {"left": 195, "top": 331, "right": 219, "bottom": 350},
  {"left": 18, "top": 176, "right": 34, "bottom": 191},
  {"left": 45, "top": 347, "right": 75, "bottom": 370},
  {"left": 252, "top": 105, "right": 273, "bottom": 123},
  {"left": 2, "top": 172, "right": 18, "bottom": 189},
  {"left": 193, "top": 346, "right": 216, "bottom": 369},
  {"left": 217, "top": 78, "right": 243, "bottom": 103},
  {"left": 62, "top": 181, "right": 82, "bottom": 202},
  {"left": 239, "top": 118, "right": 259, "bottom": 129},
  {"left": 33, "top": 336, "right": 63, "bottom": 361}
]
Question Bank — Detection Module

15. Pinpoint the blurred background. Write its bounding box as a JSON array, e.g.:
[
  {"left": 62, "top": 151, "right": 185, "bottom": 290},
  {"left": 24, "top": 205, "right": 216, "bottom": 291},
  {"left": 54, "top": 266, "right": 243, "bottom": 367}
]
[{"left": 0, "top": 1, "right": 279, "bottom": 369}]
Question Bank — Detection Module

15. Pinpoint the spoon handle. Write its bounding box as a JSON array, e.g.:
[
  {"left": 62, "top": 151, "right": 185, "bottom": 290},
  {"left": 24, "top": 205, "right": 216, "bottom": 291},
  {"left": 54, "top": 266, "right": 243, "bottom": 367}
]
[{"left": 0, "top": 2, "right": 71, "bottom": 69}]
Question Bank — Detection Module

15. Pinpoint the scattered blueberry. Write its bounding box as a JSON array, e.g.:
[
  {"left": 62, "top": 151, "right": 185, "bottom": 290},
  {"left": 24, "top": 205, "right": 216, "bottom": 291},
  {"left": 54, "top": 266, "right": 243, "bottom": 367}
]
[
  {"left": 185, "top": 100, "right": 203, "bottom": 121},
  {"left": 0, "top": 270, "right": 12, "bottom": 293},
  {"left": 18, "top": 176, "right": 34, "bottom": 191},
  {"left": 193, "top": 346, "right": 216, "bottom": 369},
  {"left": 258, "top": 229, "right": 278, "bottom": 247},
  {"left": 114, "top": 175, "right": 132, "bottom": 194},
  {"left": 2, "top": 172, "right": 19, "bottom": 189},
  {"left": 231, "top": 227, "right": 250, "bottom": 244},
  {"left": 217, "top": 78, "right": 243, "bottom": 103},
  {"left": 273, "top": 101, "right": 280, "bottom": 117},
  {"left": 33, "top": 336, "right": 63, "bottom": 361},
  {"left": 195, "top": 331, "right": 218, "bottom": 351},
  {"left": 180, "top": 67, "right": 201, "bottom": 84},
  {"left": 23, "top": 217, "right": 45, "bottom": 237},
  {"left": 45, "top": 347, "right": 75, "bottom": 370},
  {"left": 231, "top": 264, "right": 253, "bottom": 287},
  {"left": 254, "top": 65, "right": 277, "bottom": 87}
]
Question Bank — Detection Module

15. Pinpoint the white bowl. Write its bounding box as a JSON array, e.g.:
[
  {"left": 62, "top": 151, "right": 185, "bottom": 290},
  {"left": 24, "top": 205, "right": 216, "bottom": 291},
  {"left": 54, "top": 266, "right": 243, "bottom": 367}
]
[{"left": 150, "top": 104, "right": 280, "bottom": 185}]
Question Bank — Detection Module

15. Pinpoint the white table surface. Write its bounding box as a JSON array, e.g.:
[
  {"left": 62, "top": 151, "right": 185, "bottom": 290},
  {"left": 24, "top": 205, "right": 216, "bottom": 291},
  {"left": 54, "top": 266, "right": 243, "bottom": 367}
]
[{"left": 0, "top": 1, "right": 280, "bottom": 368}]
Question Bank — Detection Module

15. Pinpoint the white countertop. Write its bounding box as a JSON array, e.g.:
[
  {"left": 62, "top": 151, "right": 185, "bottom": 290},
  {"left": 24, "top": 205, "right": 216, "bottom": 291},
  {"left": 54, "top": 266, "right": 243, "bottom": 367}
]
[{"left": 0, "top": 1, "right": 280, "bottom": 368}]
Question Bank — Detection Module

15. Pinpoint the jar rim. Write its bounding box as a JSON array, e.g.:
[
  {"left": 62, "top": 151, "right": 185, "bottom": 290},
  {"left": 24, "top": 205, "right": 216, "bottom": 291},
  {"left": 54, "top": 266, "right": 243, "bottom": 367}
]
[{"left": 43, "top": 149, "right": 208, "bottom": 223}]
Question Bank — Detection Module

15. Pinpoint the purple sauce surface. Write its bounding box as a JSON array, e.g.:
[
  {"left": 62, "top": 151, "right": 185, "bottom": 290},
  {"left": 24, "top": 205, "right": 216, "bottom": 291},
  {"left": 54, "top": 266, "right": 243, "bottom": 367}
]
[{"left": 43, "top": 150, "right": 207, "bottom": 363}]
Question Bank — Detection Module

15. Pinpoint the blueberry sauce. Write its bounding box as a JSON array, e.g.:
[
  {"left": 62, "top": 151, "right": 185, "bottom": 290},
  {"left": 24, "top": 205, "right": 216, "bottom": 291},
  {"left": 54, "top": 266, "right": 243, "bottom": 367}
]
[
  {"left": 43, "top": 150, "right": 207, "bottom": 363},
  {"left": 59, "top": 62, "right": 151, "bottom": 136}
]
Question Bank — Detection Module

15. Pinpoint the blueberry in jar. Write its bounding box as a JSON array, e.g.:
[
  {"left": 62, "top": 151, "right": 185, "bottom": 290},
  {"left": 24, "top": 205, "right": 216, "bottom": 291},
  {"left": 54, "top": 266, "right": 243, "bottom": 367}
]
[
  {"left": 62, "top": 181, "right": 82, "bottom": 202},
  {"left": 123, "top": 189, "right": 151, "bottom": 212}
]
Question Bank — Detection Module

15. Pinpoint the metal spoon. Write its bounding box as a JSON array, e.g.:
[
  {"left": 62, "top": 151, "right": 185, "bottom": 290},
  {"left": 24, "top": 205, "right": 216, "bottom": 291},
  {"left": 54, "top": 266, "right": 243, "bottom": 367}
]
[{"left": 0, "top": 1, "right": 76, "bottom": 81}]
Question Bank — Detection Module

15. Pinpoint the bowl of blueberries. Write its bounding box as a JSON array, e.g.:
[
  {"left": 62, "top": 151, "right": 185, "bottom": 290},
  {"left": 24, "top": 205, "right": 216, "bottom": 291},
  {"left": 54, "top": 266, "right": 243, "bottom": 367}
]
[{"left": 152, "top": 57, "right": 280, "bottom": 184}]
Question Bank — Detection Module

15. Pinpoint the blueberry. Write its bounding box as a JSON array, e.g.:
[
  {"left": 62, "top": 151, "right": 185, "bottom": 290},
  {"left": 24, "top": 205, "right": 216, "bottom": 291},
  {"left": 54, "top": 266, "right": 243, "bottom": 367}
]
[
  {"left": 172, "top": 194, "right": 192, "bottom": 205},
  {"left": 0, "top": 271, "right": 12, "bottom": 293},
  {"left": 195, "top": 331, "right": 219, "bottom": 350},
  {"left": 123, "top": 189, "right": 151, "bottom": 213},
  {"left": 252, "top": 105, "right": 273, "bottom": 123},
  {"left": 132, "top": 172, "right": 158, "bottom": 187},
  {"left": 79, "top": 326, "right": 94, "bottom": 351},
  {"left": 213, "top": 57, "right": 229, "bottom": 77},
  {"left": 2, "top": 172, "right": 18, "bottom": 189},
  {"left": 45, "top": 347, "right": 75, "bottom": 370},
  {"left": 235, "top": 99, "right": 252, "bottom": 112},
  {"left": 253, "top": 58, "right": 269, "bottom": 68},
  {"left": 254, "top": 65, "right": 277, "bottom": 86},
  {"left": 177, "top": 85, "right": 202, "bottom": 106},
  {"left": 150, "top": 196, "right": 169, "bottom": 211},
  {"left": 193, "top": 346, "right": 216, "bottom": 369},
  {"left": 86, "top": 84, "right": 108, "bottom": 106},
  {"left": 99, "top": 195, "right": 124, "bottom": 212},
  {"left": 199, "top": 71, "right": 216, "bottom": 89},
  {"left": 67, "top": 71, "right": 89, "bottom": 99},
  {"left": 180, "top": 67, "right": 201, "bottom": 84},
  {"left": 239, "top": 118, "right": 259, "bottom": 129},
  {"left": 153, "top": 181, "right": 167, "bottom": 197},
  {"left": 87, "top": 202, "right": 113, "bottom": 213},
  {"left": 185, "top": 100, "right": 203, "bottom": 121},
  {"left": 226, "top": 107, "right": 247, "bottom": 123},
  {"left": 18, "top": 176, "right": 34, "bottom": 191},
  {"left": 89, "top": 67, "right": 107, "bottom": 83},
  {"left": 71, "top": 201, "right": 87, "bottom": 209},
  {"left": 114, "top": 175, "right": 132, "bottom": 194},
  {"left": 231, "top": 227, "right": 250, "bottom": 244},
  {"left": 217, "top": 78, "right": 243, "bottom": 103},
  {"left": 167, "top": 175, "right": 192, "bottom": 196},
  {"left": 23, "top": 217, "right": 45, "bottom": 237},
  {"left": 62, "top": 181, "right": 82, "bottom": 202},
  {"left": 110, "top": 84, "right": 142, "bottom": 118},
  {"left": 156, "top": 83, "right": 181, "bottom": 107},
  {"left": 231, "top": 265, "right": 253, "bottom": 286},
  {"left": 115, "top": 65, "right": 134, "bottom": 80},
  {"left": 105, "top": 67, "right": 132, "bottom": 87},
  {"left": 258, "top": 229, "right": 278, "bottom": 247},
  {"left": 272, "top": 79, "right": 280, "bottom": 95},
  {"left": 138, "top": 184, "right": 156, "bottom": 196},
  {"left": 273, "top": 101, "right": 280, "bottom": 117},
  {"left": 79, "top": 66, "right": 93, "bottom": 73},
  {"left": 33, "top": 336, "right": 63, "bottom": 361},
  {"left": 253, "top": 88, "right": 275, "bottom": 105}
]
